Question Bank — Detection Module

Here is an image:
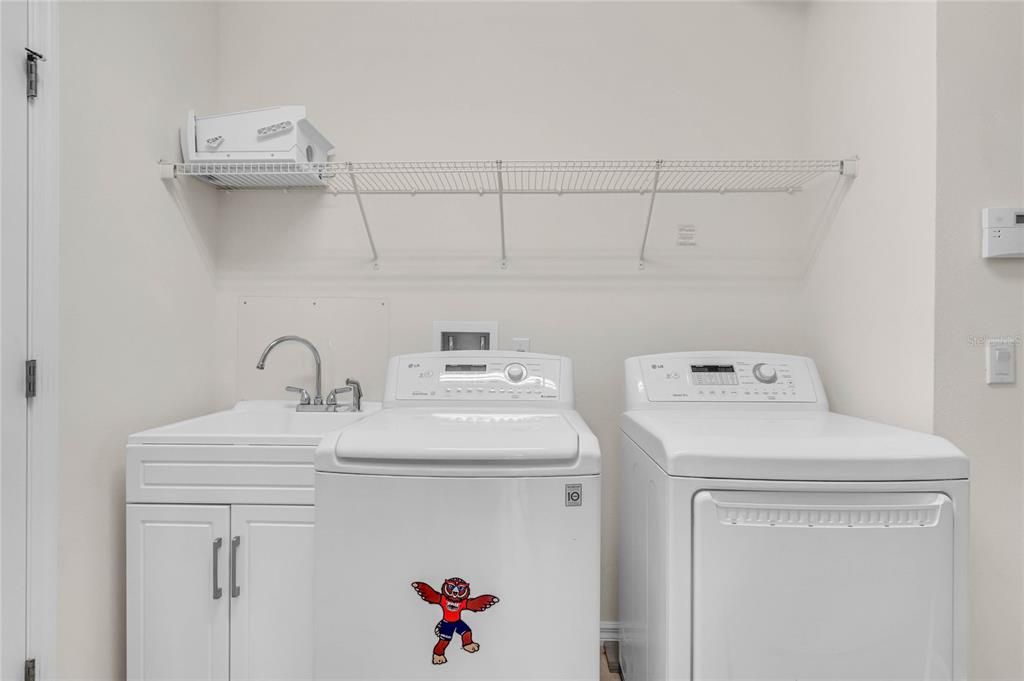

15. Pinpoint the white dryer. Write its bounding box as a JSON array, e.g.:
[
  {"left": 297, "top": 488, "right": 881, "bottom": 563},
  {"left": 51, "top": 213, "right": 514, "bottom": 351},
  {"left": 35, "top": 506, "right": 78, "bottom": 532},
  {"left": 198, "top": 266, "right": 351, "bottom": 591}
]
[
  {"left": 619, "top": 352, "right": 968, "bottom": 681},
  {"left": 315, "top": 352, "right": 601, "bottom": 681}
]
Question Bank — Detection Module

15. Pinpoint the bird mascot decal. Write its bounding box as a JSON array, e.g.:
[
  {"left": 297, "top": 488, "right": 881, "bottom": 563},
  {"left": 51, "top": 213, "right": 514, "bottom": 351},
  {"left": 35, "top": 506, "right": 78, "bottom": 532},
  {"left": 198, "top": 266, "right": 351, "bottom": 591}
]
[{"left": 411, "top": 577, "right": 500, "bottom": 665}]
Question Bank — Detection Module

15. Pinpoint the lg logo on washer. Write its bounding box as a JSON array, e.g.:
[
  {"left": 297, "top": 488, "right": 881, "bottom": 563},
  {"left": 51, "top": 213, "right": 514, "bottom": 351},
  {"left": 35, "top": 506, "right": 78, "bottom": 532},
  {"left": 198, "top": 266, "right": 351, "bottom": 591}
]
[{"left": 411, "top": 578, "right": 500, "bottom": 666}]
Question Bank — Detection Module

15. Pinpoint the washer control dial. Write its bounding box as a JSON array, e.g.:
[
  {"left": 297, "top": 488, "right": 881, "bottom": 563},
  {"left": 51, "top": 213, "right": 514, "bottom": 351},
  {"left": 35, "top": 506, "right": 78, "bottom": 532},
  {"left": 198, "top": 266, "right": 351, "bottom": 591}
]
[
  {"left": 752, "top": 363, "right": 778, "bottom": 384},
  {"left": 505, "top": 363, "right": 527, "bottom": 383}
]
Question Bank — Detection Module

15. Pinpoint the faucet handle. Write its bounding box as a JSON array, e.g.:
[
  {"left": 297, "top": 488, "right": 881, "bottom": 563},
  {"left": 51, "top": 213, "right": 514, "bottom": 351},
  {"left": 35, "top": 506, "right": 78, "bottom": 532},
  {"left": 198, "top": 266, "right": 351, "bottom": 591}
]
[
  {"left": 344, "top": 378, "right": 363, "bottom": 412},
  {"left": 345, "top": 378, "right": 362, "bottom": 398},
  {"left": 326, "top": 386, "right": 353, "bottom": 407},
  {"left": 285, "top": 386, "right": 311, "bottom": 405}
]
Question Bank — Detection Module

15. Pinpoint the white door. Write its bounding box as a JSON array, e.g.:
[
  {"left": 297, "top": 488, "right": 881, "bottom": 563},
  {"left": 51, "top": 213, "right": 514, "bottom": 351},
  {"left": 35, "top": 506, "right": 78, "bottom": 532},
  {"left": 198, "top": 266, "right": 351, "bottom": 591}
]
[
  {"left": 230, "top": 505, "right": 315, "bottom": 681},
  {"left": 2, "top": 2, "right": 41, "bottom": 680},
  {"left": 126, "top": 505, "right": 230, "bottom": 681},
  {"left": 692, "top": 490, "right": 955, "bottom": 681},
  {"left": 2, "top": 2, "right": 57, "bottom": 679}
]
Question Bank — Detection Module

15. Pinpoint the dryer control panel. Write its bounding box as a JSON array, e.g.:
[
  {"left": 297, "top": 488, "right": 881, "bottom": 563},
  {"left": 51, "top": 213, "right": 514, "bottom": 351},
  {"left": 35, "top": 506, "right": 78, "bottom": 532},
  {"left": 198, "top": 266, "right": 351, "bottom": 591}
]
[
  {"left": 633, "top": 353, "right": 823, "bottom": 405},
  {"left": 390, "top": 352, "right": 569, "bottom": 404}
]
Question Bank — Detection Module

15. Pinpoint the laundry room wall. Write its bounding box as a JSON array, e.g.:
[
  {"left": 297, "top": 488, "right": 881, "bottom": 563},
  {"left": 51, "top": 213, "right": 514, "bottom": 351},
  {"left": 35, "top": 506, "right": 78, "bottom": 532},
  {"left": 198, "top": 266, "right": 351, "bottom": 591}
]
[
  {"left": 57, "top": 3, "right": 222, "bottom": 680},
  {"left": 208, "top": 1, "right": 814, "bottom": 629},
  {"left": 935, "top": 4, "right": 1024, "bottom": 679},
  {"left": 799, "top": 1, "right": 939, "bottom": 433},
  {"left": 54, "top": 2, "right": 1001, "bottom": 680}
]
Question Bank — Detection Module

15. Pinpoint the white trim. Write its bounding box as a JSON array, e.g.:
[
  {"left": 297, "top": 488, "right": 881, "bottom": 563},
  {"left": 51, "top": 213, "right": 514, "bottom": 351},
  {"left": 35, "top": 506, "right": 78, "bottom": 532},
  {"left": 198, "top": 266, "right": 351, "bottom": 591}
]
[
  {"left": 600, "top": 620, "right": 622, "bottom": 643},
  {"left": 1, "top": 1, "right": 32, "bottom": 679},
  {"left": 26, "top": 1, "right": 58, "bottom": 679}
]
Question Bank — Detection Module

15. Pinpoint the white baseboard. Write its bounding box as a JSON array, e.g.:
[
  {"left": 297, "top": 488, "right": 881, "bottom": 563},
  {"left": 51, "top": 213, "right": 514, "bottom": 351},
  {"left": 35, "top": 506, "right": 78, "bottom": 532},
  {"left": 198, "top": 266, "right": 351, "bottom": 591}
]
[{"left": 601, "top": 620, "right": 622, "bottom": 642}]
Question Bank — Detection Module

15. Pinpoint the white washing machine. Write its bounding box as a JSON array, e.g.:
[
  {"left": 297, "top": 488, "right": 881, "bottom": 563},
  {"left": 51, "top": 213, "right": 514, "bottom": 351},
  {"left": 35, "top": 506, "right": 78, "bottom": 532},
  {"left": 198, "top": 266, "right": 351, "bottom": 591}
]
[
  {"left": 619, "top": 352, "right": 969, "bottom": 681},
  {"left": 315, "top": 351, "right": 601, "bottom": 681}
]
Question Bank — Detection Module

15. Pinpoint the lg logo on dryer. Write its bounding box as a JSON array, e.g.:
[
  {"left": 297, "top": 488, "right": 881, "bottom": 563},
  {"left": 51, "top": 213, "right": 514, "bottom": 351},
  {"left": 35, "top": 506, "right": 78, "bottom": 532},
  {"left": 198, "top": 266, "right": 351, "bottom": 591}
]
[{"left": 565, "top": 484, "right": 583, "bottom": 507}]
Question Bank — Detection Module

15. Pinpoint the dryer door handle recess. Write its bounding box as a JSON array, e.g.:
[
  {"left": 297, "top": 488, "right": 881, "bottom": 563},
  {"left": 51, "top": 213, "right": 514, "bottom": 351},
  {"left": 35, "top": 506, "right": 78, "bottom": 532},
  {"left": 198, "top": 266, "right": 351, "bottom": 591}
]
[{"left": 705, "top": 491, "right": 950, "bottom": 529}]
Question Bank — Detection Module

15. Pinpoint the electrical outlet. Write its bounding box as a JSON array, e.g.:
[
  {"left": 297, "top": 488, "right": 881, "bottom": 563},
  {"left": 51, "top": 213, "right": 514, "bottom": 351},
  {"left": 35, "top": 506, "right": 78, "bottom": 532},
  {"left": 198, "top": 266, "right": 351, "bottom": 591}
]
[
  {"left": 512, "top": 337, "right": 531, "bottom": 352},
  {"left": 676, "top": 224, "right": 698, "bottom": 247}
]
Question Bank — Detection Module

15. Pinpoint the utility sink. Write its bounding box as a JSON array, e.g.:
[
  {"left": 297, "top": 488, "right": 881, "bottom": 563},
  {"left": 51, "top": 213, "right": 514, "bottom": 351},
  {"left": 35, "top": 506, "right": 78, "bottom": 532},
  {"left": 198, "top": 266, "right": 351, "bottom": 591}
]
[
  {"left": 129, "top": 400, "right": 382, "bottom": 447},
  {"left": 126, "top": 400, "right": 381, "bottom": 505}
]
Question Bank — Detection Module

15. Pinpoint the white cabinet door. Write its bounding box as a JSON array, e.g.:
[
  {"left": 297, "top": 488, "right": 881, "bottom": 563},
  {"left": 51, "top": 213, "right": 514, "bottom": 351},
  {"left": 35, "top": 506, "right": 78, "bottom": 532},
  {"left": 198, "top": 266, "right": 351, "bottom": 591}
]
[
  {"left": 126, "top": 504, "right": 230, "bottom": 681},
  {"left": 230, "top": 505, "right": 315, "bottom": 681}
]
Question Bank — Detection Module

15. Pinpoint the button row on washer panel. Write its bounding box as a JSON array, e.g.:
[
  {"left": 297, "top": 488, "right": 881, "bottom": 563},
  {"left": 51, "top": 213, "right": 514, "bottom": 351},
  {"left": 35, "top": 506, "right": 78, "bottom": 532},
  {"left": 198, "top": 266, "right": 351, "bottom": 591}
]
[
  {"left": 692, "top": 388, "right": 800, "bottom": 400},
  {"left": 445, "top": 387, "right": 543, "bottom": 395}
]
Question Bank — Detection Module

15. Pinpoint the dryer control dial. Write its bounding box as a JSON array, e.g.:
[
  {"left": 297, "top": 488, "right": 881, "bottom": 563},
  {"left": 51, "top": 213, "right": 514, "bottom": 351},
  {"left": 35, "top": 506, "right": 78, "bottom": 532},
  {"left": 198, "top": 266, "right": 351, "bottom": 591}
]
[
  {"left": 752, "top": 363, "right": 778, "bottom": 384},
  {"left": 505, "top": 363, "right": 527, "bottom": 383}
]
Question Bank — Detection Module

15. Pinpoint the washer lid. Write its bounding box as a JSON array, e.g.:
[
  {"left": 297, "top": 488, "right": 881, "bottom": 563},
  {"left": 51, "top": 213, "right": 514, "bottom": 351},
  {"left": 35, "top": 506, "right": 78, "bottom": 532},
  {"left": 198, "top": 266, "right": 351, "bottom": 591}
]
[
  {"left": 319, "top": 408, "right": 600, "bottom": 477},
  {"left": 621, "top": 410, "right": 969, "bottom": 481}
]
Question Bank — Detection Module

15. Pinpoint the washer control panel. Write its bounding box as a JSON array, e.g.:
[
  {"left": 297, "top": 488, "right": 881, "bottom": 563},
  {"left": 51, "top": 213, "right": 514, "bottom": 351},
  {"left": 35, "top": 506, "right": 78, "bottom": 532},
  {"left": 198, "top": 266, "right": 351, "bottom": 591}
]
[
  {"left": 640, "top": 355, "right": 818, "bottom": 403},
  {"left": 395, "top": 356, "right": 562, "bottom": 401}
]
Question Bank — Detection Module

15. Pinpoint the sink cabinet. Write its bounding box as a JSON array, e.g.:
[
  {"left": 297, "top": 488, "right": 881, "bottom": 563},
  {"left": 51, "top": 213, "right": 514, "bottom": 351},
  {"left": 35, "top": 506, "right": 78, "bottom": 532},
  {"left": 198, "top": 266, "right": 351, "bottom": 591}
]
[
  {"left": 125, "top": 402, "right": 377, "bottom": 681},
  {"left": 126, "top": 504, "right": 315, "bottom": 681}
]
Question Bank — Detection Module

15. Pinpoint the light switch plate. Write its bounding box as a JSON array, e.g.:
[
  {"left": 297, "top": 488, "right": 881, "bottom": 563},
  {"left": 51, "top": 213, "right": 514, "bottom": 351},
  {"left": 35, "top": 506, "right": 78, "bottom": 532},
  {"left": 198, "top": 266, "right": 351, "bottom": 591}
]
[{"left": 986, "top": 338, "right": 1016, "bottom": 384}]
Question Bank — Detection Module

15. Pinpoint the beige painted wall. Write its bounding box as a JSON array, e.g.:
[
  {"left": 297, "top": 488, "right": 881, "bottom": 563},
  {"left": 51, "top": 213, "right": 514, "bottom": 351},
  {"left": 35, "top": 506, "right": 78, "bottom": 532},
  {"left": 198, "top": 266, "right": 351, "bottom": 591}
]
[
  {"left": 209, "top": 1, "right": 815, "bottom": 627},
  {"left": 58, "top": 3, "right": 221, "bottom": 679},
  {"left": 801, "top": 1, "right": 938, "bottom": 432},
  {"left": 935, "top": 4, "right": 1024, "bottom": 679},
  {"left": 57, "top": 2, "right": 1017, "bottom": 680}
]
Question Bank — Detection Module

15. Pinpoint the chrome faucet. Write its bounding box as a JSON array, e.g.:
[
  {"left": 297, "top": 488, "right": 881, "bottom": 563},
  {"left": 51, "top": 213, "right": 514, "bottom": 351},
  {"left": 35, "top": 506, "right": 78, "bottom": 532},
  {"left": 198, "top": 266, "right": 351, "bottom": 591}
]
[
  {"left": 255, "top": 336, "right": 363, "bottom": 412},
  {"left": 256, "top": 335, "right": 323, "bottom": 406}
]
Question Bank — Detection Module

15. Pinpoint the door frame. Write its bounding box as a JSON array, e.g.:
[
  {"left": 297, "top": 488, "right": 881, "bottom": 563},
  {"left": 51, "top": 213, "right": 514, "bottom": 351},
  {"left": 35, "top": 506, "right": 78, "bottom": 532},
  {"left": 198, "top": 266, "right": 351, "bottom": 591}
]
[{"left": 24, "top": 1, "right": 58, "bottom": 679}]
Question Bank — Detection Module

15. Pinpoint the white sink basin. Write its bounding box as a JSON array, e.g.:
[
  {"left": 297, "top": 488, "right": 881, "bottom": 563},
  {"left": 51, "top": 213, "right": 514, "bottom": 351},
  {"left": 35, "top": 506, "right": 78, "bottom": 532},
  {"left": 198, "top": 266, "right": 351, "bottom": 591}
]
[{"left": 129, "top": 400, "right": 382, "bottom": 447}]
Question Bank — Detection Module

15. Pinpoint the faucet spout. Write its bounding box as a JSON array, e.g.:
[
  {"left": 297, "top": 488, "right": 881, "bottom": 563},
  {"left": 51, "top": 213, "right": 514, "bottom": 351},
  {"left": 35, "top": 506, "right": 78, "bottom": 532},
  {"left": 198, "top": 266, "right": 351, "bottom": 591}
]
[{"left": 256, "top": 335, "right": 323, "bottom": 403}]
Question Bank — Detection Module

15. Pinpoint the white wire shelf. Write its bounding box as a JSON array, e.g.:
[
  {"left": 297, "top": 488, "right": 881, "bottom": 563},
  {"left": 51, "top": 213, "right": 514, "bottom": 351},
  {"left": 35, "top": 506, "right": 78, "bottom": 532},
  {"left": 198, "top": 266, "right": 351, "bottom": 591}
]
[
  {"left": 164, "top": 159, "right": 852, "bottom": 194},
  {"left": 160, "top": 158, "right": 858, "bottom": 268}
]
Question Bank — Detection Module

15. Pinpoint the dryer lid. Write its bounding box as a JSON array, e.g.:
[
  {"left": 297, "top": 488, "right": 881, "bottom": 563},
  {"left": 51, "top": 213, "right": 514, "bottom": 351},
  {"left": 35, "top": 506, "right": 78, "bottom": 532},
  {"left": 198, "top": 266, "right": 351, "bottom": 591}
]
[
  {"left": 319, "top": 408, "right": 600, "bottom": 477},
  {"left": 621, "top": 410, "right": 969, "bottom": 481}
]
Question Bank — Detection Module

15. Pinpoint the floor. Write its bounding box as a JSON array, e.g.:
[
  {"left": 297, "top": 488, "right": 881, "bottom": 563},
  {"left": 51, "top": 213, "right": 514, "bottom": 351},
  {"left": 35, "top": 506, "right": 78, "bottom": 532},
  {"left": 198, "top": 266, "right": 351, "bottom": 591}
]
[{"left": 601, "top": 650, "right": 619, "bottom": 681}]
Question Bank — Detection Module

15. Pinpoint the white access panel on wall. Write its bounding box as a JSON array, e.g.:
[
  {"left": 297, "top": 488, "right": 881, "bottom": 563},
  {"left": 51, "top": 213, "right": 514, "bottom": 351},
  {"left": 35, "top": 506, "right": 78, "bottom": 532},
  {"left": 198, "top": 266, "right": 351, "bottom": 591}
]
[
  {"left": 691, "top": 490, "right": 955, "bottom": 680},
  {"left": 236, "top": 297, "right": 389, "bottom": 401}
]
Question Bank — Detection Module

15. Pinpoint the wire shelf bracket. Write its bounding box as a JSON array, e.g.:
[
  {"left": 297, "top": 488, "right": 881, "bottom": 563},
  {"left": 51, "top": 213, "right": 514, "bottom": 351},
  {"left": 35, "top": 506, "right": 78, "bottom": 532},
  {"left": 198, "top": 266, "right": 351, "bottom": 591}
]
[
  {"left": 496, "top": 160, "right": 508, "bottom": 269},
  {"left": 345, "top": 162, "right": 380, "bottom": 269},
  {"left": 638, "top": 160, "right": 663, "bottom": 270},
  {"left": 160, "top": 157, "right": 858, "bottom": 270}
]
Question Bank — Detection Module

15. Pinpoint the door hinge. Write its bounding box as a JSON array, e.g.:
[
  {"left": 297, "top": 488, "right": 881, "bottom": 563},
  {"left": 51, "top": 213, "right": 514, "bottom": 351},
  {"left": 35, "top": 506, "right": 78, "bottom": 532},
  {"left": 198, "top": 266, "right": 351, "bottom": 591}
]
[
  {"left": 25, "top": 48, "right": 45, "bottom": 99},
  {"left": 25, "top": 360, "right": 37, "bottom": 399},
  {"left": 25, "top": 659, "right": 36, "bottom": 681}
]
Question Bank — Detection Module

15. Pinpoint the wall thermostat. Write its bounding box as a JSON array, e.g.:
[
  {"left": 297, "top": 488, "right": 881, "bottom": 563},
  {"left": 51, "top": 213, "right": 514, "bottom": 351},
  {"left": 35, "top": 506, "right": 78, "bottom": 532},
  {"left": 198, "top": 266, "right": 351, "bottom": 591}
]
[{"left": 982, "top": 208, "right": 1024, "bottom": 258}]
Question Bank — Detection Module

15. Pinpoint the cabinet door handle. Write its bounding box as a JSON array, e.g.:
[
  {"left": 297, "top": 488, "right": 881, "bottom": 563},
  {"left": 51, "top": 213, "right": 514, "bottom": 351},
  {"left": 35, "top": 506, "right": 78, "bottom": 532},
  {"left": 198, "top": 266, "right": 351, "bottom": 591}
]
[
  {"left": 230, "top": 536, "right": 241, "bottom": 598},
  {"left": 212, "top": 538, "right": 223, "bottom": 600}
]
